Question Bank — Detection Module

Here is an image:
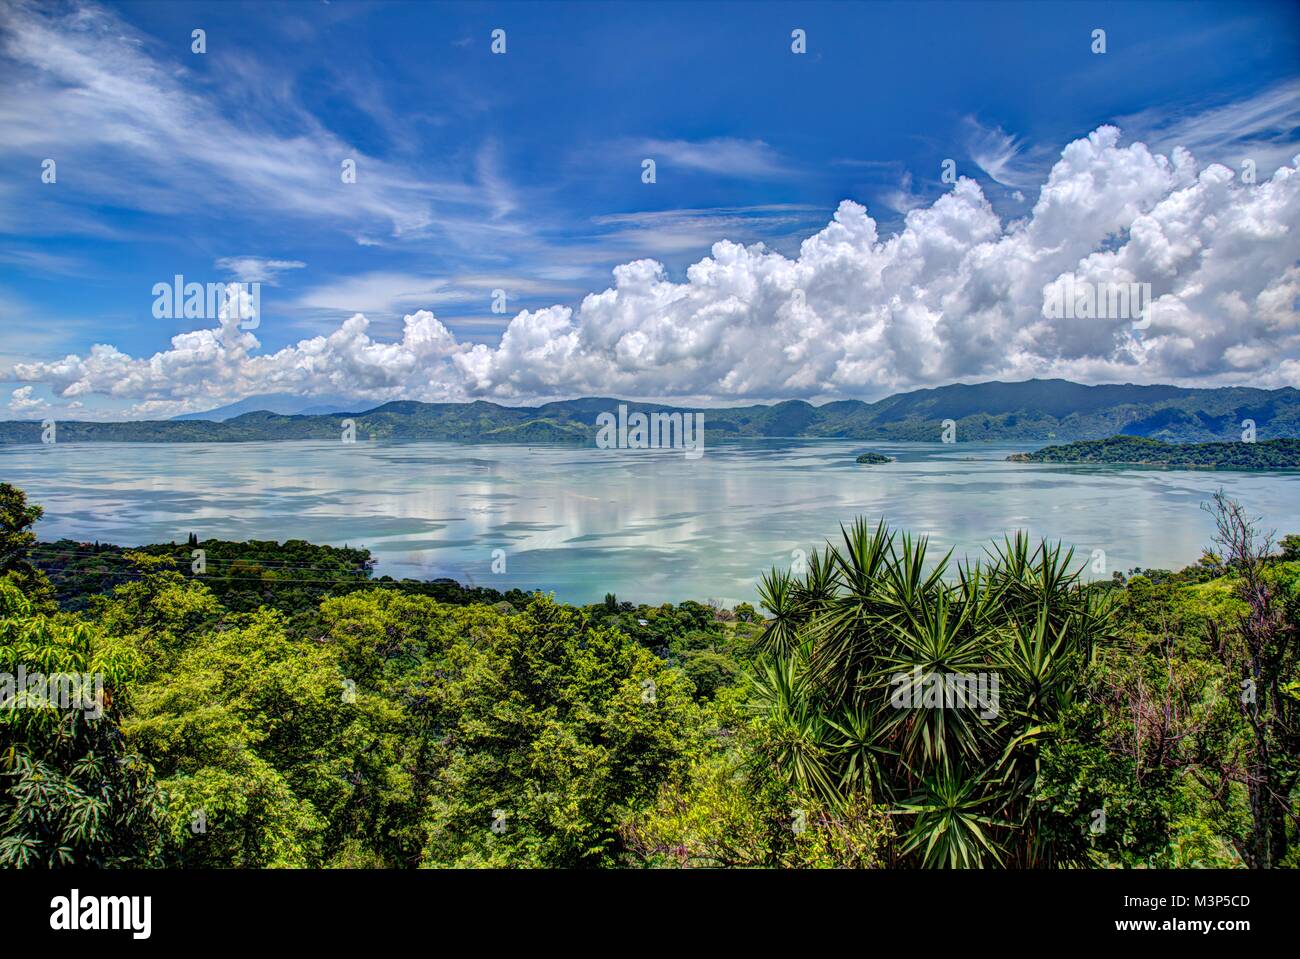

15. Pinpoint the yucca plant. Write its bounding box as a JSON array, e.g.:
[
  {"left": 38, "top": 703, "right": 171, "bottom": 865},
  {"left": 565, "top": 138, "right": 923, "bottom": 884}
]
[
  {"left": 896, "top": 766, "right": 1007, "bottom": 868},
  {"left": 755, "top": 568, "right": 802, "bottom": 660},
  {"left": 747, "top": 654, "right": 839, "bottom": 805},
  {"left": 748, "top": 518, "right": 1116, "bottom": 868}
]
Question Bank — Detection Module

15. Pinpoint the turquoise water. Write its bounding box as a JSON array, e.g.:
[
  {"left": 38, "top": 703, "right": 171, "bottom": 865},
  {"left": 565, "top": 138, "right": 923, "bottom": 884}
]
[{"left": 3, "top": 439, "right": 1298, "bottom": 606}]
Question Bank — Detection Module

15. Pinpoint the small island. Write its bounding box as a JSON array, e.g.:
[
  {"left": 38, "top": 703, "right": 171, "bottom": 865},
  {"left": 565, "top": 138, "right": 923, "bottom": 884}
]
[
  {"left": 855, "top": 451, "right": 895, "bottom": 465},
  {"left": 1008, "top": 435, "right": 1300, "bottom": 469}
]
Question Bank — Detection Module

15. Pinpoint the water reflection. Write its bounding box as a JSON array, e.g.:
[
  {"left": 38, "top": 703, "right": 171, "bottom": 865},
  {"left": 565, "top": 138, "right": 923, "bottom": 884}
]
[{"left": 3, "top": 439, "right": 1298, "bottom": 605}]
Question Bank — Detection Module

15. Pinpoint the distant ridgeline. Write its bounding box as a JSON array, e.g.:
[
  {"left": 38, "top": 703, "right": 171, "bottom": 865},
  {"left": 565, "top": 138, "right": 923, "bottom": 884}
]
[
  {"left": 3, "top": 379, "right": 1299, "bottom": 444},
  {"left": 1009, "top": 435, "right": 1300, "bottom": 469}
]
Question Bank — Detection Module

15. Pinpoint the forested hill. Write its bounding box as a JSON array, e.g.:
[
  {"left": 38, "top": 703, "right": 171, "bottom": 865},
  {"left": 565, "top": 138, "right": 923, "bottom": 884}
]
[
  {"left": 2, "top": 378, "right": 1299, "bottom": 444},
  {"left": 1008, "top": 435, "right": 1300, "bottom": 468}
]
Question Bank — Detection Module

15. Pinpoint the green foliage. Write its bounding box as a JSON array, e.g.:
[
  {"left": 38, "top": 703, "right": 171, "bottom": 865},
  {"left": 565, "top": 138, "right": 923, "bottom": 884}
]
[
  {"left": 1010, "top": 435, "right": 1300, "bottom": 469},
  {"left": 0, "top": 483, "right": 42, "bottom": 576},
  {"left": 11, "top": 542, "right": 712, "bottom": 868},
  {"left": 419, "top": 596, "right": 702, "bottom": 867},
  {"left": 730, "top": 510, "right": 1299, "bottom": 869},
  {"left": 31, "top": 536, "right": 532, "bottom": 615},
  {"left": 0, "top": 483, "right": 55, "bottom": 611},
  {"left": 125, "top": 607, "right": 348, "bottom": 867},
  {"left": 623, "top": 689, "right": 895, "bottom": 867},
  {"left": 626, "top": 754, "right": 894, "bottom": 868},
  {"left": 747, "top": 520, "right": 1119, "bottom": 867},
  {"left": 0, "top": 575, "right": 167, "bottom": 867}
]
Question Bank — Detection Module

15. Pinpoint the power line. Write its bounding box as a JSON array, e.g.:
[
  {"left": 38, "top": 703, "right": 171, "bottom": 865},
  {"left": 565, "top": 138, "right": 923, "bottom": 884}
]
[
  {"left": 33, "top": 570, "right": 490, "bottom": 588},
  {"left": 32, "top": 546, "right": 373, "bottom": 570},
  {"left": 32, "top": 552, "right": 376, "bottom": 575}
]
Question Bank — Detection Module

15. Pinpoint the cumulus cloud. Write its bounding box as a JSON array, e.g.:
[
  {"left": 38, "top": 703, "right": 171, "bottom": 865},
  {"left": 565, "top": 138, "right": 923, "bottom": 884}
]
[
  {"left": 7, "top": 386, "right": 47, "bottom": 415},
  {"left": 8, "top": 127, "right": 1300, "bottom": 417}
]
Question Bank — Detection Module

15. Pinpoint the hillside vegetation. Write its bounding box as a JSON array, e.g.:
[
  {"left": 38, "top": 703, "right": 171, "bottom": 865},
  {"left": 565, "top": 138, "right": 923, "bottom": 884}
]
[
  {"left": 4, "top": 379, "right": 1299, "bottom": 444},
  {"left": 1010, "top": 435, "right": 1300, "bottom": 468}
]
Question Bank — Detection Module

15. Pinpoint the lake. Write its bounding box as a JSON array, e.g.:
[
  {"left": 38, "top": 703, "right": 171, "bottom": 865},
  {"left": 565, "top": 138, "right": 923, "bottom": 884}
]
[{"left": 3, "top": 439, "right": 1298, "bottom": 606}]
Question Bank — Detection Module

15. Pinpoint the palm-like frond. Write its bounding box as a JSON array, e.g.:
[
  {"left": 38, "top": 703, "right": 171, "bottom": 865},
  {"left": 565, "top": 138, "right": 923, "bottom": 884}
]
[
  {"left": 754, "top": 567, "right": 802, "bottom": 658},
  {"left": 744, "top": 517, "right": 1114, "bottom": 869},
  {"left": 895, "top": 767, "right": 1007, "bottom": 868},
  {"left": 825, "top": 704, "right": 895, "bottom": 803},
  {"left": 746, "top": 656, "right": 840, "bottom": 806}
]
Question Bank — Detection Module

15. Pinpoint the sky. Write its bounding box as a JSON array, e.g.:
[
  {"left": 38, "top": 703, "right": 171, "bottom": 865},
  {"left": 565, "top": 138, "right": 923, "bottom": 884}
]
[{"left": 0, "top": 0, "right": 1298, "bottom": 419}]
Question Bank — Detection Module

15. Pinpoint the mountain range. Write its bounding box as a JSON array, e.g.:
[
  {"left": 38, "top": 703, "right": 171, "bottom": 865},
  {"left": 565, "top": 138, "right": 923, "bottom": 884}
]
[
  {"left": 169, "top": 392, "right": 365, "bottom": 421},
  {"left": 3, "top": 379, "right": 1298, "bottom": 445}
]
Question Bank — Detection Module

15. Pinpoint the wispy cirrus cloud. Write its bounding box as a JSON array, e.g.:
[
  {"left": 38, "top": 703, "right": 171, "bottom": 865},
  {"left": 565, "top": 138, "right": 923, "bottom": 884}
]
[
  {"left": 963, "top": 117, "right": 1046, "bottom": 189},
  {"left": 0, "top": 246, "right": 84, "bottom": 275},
  {"left": 587, "top": 204, "right": 823, "bottom": 256},
  {"left": 214, "top": 257, "right": 306, "bottom": 285},
  {"left": 631, "top": 137, "right": 789, "bottom": 178},
  {"left": 475, "top": 140, "right": 519, "bottom": 220},
  {"left": 881, "top": 171, "right": 925, "bottom": 215},
  {"left": 1116, "top": 79, "right": 1300, "bottom": 177},
  {"left": 294, "top": 271, "right": 577, "bottom": 317},
  {"left": 294, "top": 273, "right": 457, "bottom": 316},
  {"left": 0, "top": 0, "right": 484, "bottom": 239}
]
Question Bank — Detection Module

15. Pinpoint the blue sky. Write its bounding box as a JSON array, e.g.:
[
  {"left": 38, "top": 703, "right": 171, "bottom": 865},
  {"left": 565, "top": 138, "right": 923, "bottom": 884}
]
[{"left": 1, "top": 0, "right": 1298, "bottom": 416}]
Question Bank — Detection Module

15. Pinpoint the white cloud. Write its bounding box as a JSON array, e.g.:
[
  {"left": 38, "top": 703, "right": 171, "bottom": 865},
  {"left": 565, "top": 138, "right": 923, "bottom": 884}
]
[
  {"left": 7, "top": 386, "right": 47, "bottom": 415},
  {"left": 585, "top": 205, "right": 822, "bottom": 258},
  {"left": 1117, "top": 79, "right": 1300, "bottom": 180},
  {"left": 882, "top": 171, "right": 925, "bottom": 215},
  {"left": 293, "top": 272, "right": 577, "bottom": 318},
  {"left": 295, "top": 273, "right": 455, "bottom": 315},
  {"left": 964, "top": 118, "right": 1044, "bottom": 189},
  {"left": 0, "top": 0, "right": 486, "bottom": 239},
  {"left": 8, "top": 127, "right": 1300, "bottom": 416},
  {"left": 214, "top": 257, "right": 306, "bottom": 285},
  {"left": 633, "top": 138, "right": 788, "bottom": 178}
]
